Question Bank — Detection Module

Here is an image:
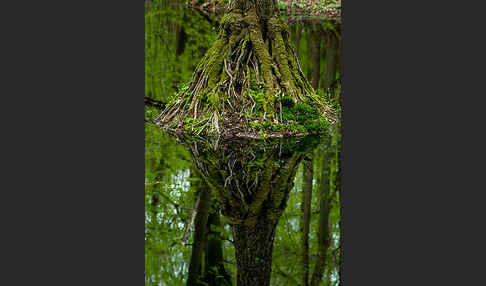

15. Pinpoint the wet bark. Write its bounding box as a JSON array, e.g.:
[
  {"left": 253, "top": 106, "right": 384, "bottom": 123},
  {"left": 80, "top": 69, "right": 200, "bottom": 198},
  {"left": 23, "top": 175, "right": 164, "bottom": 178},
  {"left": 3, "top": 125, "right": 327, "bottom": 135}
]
[
  {"left": 310, "top": 139, "right": 332, "bottom": 286},
  {"left": 187, "top": 171, "right": 212, "bottom": 286},
  {"left": 301, "top": 155, "right": 313, "bottom": 286}
]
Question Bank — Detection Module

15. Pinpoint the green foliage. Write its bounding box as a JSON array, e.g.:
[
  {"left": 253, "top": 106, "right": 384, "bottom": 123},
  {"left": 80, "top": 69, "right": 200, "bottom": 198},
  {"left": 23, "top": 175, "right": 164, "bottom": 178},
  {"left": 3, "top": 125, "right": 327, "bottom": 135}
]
[
  {"left": 248, "top": 87, "right": 266, "bottom": 113},
  {"left": 277, "top": 1, "right": 288, "bottom": 10}
]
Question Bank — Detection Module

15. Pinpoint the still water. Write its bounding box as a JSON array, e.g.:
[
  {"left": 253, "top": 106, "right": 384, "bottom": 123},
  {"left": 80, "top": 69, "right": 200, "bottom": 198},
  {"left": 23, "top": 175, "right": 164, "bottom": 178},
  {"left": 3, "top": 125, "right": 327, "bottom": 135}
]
[{"left": 145, "top": 2, "right": 341, "bottom": 285}]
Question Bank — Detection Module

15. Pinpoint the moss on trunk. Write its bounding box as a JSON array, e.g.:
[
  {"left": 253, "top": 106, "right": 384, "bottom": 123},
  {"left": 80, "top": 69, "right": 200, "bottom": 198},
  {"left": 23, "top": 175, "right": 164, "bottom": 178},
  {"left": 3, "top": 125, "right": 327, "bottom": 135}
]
[
  {"left": 156, "top": 3, "right": 335, "bottom": 138},
  {"left": 175, "top": 133, "right": 323, "bottom": 286}
]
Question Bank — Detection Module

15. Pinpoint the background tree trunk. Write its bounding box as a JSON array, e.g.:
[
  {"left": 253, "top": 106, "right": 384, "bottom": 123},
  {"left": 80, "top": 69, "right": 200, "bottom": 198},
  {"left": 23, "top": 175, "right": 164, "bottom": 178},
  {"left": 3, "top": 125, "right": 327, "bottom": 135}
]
[
  {"left": 203, "top": 210, "right": 232, "bottom": 286},
  {"left": 310, "top": 140, "right": 332, "bottom": 286},
  {"left": 187, "top": 171, "right": 212, "bottom": 286},
  {"left": 323, "top": 29, "right": 339, "bottom": 92},
  {"left": 301, "top": 155, "right": 313, "bottom": 286},
  {"left": 310, "top": 24, "right": 322, "bottom": 91}
]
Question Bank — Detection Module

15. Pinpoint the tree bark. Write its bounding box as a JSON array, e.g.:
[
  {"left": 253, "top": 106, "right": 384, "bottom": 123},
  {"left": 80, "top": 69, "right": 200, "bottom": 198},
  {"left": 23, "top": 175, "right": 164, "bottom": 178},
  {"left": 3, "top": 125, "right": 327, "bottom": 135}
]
[
  {"left": 157, "top": 0, "right": 334, "bottom": 136},
  {"left": 179, "top": 135, "right": 321, "bottom": 286},
  {"left": 301, "top": 155, "right": 313, "bottom": 286},
  {"left": 233, "top": 216, "right": 278, "bottom": 286},
  {"left": 232, "top": 0, "right": 278, "bottom": 22}
]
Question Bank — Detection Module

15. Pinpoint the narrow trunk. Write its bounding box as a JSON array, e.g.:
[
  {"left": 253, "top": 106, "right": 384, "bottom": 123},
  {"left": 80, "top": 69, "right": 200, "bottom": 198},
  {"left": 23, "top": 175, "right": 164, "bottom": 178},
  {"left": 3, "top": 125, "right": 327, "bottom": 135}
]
[
  {"left": 203, "top": 210, "right": 232, "bottom": 286},
  {"left": 336, "top": 128, "right": 342, "bottom": 286},
  {"left": 310, "top": 140, "right": 332, "bottom": 286},
  {"left": 187, "top": 171, "right": 212, "bottom": 286},
  {"left": 306, "top": 25, "right": 313, "bottom": 82},
  {"left": 301, "top": 155, "right": 313, "bottom": 286},
  {"left": 233, "top": 216, "right": 278, "bottom": 286},
  {"left": 175, "top": 22, "right": 187, "bottom": 56},
  {"left": 310, "top": 24, "right": 321, "bottom": 91},
  {"left": 323, "top": 29, "right": 339, "bottom": 92},
  {"left": 295, "top": 22, "right": 302, "bottom": 57}
]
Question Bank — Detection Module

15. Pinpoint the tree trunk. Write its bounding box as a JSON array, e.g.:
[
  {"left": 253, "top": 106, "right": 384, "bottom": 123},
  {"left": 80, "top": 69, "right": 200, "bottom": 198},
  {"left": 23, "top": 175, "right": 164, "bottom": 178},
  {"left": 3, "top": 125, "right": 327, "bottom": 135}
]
[
  {"left": 203, "top": 210, "right": 232, "bottom": 286},
  {"left": 310, "top": 24, "right": 321, "bottom": 91},
  {"left": 233, "top": 0, "right": 278, "bottom": 22},
  {"left": 157, "top": 0, "right": 333, "bottom": 137},
  {"left": 323, "top": 29, "right": 339, "bottom": 92},
  {"left": 295, "top": 22, "right": 302, "bottom": 57},
  {"left": 310, "top": 139, "right": 332, "bottom": 286},
  {"left": 175, "top": 21, "right": 187, "bottom": 56},
  {"left": 181, "top": 135, "right": 320, "bottom": 286},
  {"left": 187, "top": 171, "right": 212, "bottom": 286},
  {"left": 301, "top": 155, "right": 313, "bottom": 286},
  {"left": 233, "top": 216, "right": 278, "bottom": 286}
]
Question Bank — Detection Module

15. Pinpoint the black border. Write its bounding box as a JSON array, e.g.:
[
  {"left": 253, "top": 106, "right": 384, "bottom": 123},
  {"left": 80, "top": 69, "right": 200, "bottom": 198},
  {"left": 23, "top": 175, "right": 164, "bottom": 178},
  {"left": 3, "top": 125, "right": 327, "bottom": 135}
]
[{"left": 2, "top": 0, "right": 483, "bottom": 284}]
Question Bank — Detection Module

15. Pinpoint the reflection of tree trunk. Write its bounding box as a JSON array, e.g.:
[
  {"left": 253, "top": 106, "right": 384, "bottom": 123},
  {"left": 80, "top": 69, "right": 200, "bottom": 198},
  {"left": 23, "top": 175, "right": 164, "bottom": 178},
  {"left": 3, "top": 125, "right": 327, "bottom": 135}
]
[
  {"left": 180, "top": 136, "right": 321, "bottom": 286},
  {"left": 301, "top": 155, "right": 313, "bottom": 286},
  {"left": 310, "top": 139, "right": 332, "bottom": 286},
  {"left": 203, "top": 210, "right": 232, "bottom": 286},
  {"left": 233, "top": 217, "right": 278, "bottom": 286},
  {"left": 323, "top": 30, "right": 339, "bottom": 92},
  {"left": 310, "top": 25, "right": 321, "bottom": 91},
  {"left": 187, "top": 170, "right": 212, "bottom": 286}
]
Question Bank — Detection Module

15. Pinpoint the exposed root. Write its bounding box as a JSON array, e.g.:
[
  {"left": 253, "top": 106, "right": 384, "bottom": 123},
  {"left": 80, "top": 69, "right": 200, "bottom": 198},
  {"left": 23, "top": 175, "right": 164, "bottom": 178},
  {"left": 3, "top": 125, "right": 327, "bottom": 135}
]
[{"left": 156, "top": 6, "right": 335, "bottom": 138}]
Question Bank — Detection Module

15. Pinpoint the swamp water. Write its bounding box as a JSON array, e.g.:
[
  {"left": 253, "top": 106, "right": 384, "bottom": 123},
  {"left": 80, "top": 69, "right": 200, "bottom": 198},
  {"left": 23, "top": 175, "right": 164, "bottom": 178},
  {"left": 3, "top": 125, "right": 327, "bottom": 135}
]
[{"left": 145, "top": 2, "right": 341, "bottom": 285}]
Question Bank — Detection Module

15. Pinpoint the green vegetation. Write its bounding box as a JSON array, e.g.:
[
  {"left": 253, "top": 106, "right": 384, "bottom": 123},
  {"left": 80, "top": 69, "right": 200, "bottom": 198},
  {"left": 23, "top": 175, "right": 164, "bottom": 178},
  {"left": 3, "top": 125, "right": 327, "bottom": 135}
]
[
  {"left": 145, "top": 128, "right": 341, "bottom": 286},
  {"left": 145, "top": 1, "right": 341, "bottom": 285}
]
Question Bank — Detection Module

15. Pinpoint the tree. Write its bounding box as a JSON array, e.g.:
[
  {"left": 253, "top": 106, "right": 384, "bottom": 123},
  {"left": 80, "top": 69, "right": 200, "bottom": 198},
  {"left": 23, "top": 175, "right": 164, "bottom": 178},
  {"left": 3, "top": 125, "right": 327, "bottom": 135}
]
[
  {"left": 157, "top": 0, "right": 334, "bottom": 138},
  {"left": 301, "top": 154, "right": 313, "bottom": 286},
  {"left": 178, "top": 135, "right": 321, "bottom": 286}
]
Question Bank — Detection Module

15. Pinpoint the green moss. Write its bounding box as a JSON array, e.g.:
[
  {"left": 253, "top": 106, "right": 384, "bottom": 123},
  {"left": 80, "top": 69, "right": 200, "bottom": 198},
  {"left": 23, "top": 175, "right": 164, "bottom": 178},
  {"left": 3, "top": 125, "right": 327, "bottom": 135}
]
[
  {"left": 246, "top": 8, "right": 274, "bottom": 119},
  {"left": 250, "top": 121, "right": 285, "bottom": 132},
  {"left": 280, "top": 95, "right": 294, "bottom": 108}
]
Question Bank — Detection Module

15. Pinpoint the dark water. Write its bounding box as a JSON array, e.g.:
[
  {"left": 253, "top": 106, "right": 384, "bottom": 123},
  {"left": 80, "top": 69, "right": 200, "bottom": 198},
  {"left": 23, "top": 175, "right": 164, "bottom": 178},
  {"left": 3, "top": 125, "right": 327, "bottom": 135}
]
[{"left": 145, "top": 2, "right": 341, "bottom": 285}]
